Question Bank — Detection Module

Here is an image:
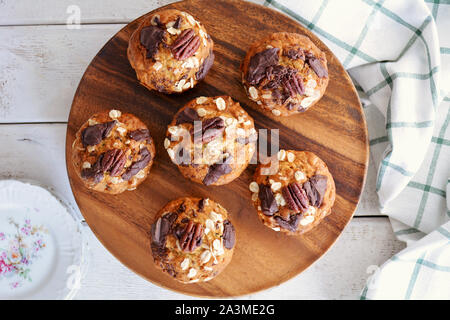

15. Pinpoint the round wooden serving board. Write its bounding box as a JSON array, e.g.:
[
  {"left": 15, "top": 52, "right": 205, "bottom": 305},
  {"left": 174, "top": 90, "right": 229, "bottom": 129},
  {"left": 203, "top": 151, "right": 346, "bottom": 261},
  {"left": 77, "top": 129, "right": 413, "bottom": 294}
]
[{"left": 66, "top": 0, "right": 368, "bottom": 297}]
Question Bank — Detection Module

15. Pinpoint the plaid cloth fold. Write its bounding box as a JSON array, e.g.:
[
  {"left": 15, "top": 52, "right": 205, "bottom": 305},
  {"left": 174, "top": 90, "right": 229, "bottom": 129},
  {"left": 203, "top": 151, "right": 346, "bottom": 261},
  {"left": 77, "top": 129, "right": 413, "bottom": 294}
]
[{"left": 254, "top": 0, "right": 450, "bottom": 299}]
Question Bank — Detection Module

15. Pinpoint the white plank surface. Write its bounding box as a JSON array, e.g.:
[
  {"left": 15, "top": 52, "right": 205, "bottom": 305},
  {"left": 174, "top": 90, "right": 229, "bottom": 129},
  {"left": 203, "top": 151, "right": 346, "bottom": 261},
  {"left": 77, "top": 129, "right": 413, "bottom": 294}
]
[
  {"left": 0, "top": 0, "right": 403, "bottom": 300},
  {"left": 0, "top": 124, "right": 403, "bottom": 299},
  {"left": 78, "top": 217, "right": 404, "bottom": 300}
]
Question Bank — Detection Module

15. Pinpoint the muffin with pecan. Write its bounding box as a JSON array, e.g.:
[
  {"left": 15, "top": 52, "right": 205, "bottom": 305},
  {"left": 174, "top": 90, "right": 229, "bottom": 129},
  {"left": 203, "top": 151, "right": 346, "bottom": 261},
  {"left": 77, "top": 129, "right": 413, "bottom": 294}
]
[
  {"left": 241, "top": 32, "right": 329, "bottom": 116},
  {"left": 150, "top": 197, "right": 236, "bottom": 283},
  {"left": 250, "top": 150, "right": 335, "bottom": 235},
  {"left": 164, "top": 96, "right": 257, "bottom": 186},
  {"left": 72, "top": 109, "right": 155, "bottom": 194},
  {"left": 128, "top": 9, "right": 214, "bottom": 93}
]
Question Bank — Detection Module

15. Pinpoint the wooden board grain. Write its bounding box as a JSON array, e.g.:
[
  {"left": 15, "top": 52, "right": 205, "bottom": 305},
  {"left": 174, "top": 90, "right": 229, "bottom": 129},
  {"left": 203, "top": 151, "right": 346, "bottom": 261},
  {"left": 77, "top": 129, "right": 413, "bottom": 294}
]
[{"left": 65, "top": 0, "right": 368, "bottom": 297}]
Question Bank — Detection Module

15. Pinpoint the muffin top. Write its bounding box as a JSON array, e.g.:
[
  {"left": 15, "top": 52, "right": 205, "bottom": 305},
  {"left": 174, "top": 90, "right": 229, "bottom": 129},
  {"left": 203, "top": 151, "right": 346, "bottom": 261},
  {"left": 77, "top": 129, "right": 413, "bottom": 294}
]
[
  {"left": 251, "top": 150, "right": 335, "bottom": 235},
  {"left": 164, "top": 96, "right": 257, "bottom": 186},
  {"left": 241, "top": 32, "right": 329, "bottom": 116},
  {"left": 150, "top": 197, "right": 236, "bottom": 283},
  {"left": 127, "top": 9, "right": 214, "bottom": 93},
  {"left": 72, "top": 109, "right": 155, "bottom": 194}
]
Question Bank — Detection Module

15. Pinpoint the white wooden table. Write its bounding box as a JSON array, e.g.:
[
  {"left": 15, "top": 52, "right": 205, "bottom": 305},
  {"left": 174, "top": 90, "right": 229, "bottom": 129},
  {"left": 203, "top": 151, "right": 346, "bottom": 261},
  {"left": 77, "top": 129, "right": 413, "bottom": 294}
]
[{"left": 0, "top": 0, "right": 406, "bottom": 299}]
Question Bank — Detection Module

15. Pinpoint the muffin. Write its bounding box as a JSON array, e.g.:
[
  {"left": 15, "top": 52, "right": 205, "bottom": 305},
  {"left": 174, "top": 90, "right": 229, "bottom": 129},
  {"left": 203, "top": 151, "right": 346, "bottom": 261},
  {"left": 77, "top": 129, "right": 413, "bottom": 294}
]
[
  {"left": 127, "top": 9, "right": 215, "bottom": 93},
  {"left": 72, "top": 109, "right": 155, "bottom": 194},
  {"left": 164, "top": 96, "right": 257, "bottom": 186},
  {"left": 150, "top": 197, "right": 236, "bottom": 283},
  {"left": 241, "top": 32, "right": 329, "bottom": 116},
  {"left": 250, "top": 150, "right": 335, "bottom": 235}
]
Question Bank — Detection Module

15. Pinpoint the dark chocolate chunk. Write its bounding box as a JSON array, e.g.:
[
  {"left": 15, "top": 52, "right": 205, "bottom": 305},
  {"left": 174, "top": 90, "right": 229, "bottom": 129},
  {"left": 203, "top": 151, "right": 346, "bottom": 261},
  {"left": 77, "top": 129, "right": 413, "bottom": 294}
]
[
  {"left": 121, "top": 147, "right": 152, "bottom": 180},
  {"left": 306, "top": 55, "right": 328, "bottom": 78},
  {"left": 303, "top": 175, "right": 328, "bottom": 207},
  {"left": 203, "top": 156, "right": 233, "bottom": 186},
  {"left": 283, "top": 48, "right": 305, "bottom": 60},
  {"left": 81, "top": 154, "right": 104, "bottom": 183},
  {"left": 222, "top": 220, "right": 236, "bottom": 249},
  {"left": 81, "top": 121, "right": 116, "bottom": 147},
  {"left": 274, "top": 214, "right": 300, "bottom": 232},
  {"left": 171, "top": 29, "right": 201, "bottom": 60},
  {"left": 140, "top": 25, "right": 165, "bottom": 59},
  {"left": 198, "top": 198, "right": 205, "bottom": 211},
  {"left": 128, "top": 129, "right": 150, "bottom": 142},
  {"left": 195, "top": 52, "right": 215, "bottom": 81},
  {"left": 246, "top": 48, "right": 280, "bottom": 85},
  {"left": 173, "top": 16, "right": 182, "bottom": 29},
  {"left": 151, "top": 212, "right": 178, "bottom": 256},
  {"left": 258, "top": 184, "right": 278, "bottom": 216},
  {"left": 176, "top": 107, "right": 200, "bottom": 125},
  {"left": 190, "top": 117, "right": 225, "bottom": 143}
]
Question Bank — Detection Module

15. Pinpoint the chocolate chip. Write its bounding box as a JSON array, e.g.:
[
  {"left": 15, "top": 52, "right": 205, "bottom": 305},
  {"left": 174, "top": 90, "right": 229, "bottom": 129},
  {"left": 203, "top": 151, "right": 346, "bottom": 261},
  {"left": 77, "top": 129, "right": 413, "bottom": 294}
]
[
  {"left": 81, "top": 154, "right": 104, "bottom": 183},
  {"left": 171, "top": 29, "right": 200, "bottom": 60},
  {"left": 274, "top": 214, "right": 300, "bottom": 232},
  {"left": 81, "top": 121, "right": 116, "bottom": 147},
  {"left": 306, "top": 55, "right": 328, "bottom": 78},
  {"left": 140, "top": 25, "right": 165, "bottom": 59},
  {"left": 283, "top": 48, "right": 305, "bottom": 60},
  {"left": 173, "top": 16, "right": 182, "bottom": 29},
  {"left": 258, "top": 184, "right": 278, "bottom": 216},
  {"left": 195, "top": 52, "right": 215, "bottom": 81},
  {"left": 198, "top": 198, "right": 205, "bottom": 211},
  {"left": 303, "top": 175, "right": 328, "bottom": 207},
  {"left": 176, "top": 107, "right": 200, "bottom": 125},
  {"left": 236, "top": 133, "right": 258, "bottom": 145},
  {"left": 128, "top": 129, "right": 150, "bottom": 142},
  {"left": 121, "top": 147, "right": 152, "bottom": 180},
  {"left": 246, "top": 48, "right": 280, "bottom": 85},
  {"left": 203, "top": 156, "right": 233, "bottom": 186},
  {"left": 191, "top": 117, "right": 225, "bottom": 143},
  {"left": 222, "top": 220, "right": 236, "bottom": 249},
  {"left": 151, "top": 212, "right": 178, "bottom": 256}
]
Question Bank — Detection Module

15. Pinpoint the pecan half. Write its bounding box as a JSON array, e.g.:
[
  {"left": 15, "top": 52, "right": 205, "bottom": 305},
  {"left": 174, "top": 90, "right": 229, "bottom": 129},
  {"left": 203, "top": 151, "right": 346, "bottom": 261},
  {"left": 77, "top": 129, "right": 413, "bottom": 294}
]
[
  {"left": 283, "top": 72, "right": 305, "bottom": 97},
  {"left": 101, "top": 149, "right": 127, "bottom": 176},
  {"left": 179, "top": 220, "right": 203, "bottom": 252},
  {"left": 171, "top": 29, "right": 201, "bottom": 60},
  {"left": 282, "top": 182, "right": 309, "bottom": 213}
]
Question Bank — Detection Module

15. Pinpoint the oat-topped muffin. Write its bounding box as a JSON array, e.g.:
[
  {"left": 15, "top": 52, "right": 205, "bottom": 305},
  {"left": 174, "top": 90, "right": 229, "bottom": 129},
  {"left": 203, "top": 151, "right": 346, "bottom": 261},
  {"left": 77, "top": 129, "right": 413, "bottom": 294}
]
[
  {"left": 72, "top": 109, "right": 155, "bottom": 194},
  {"left": 241, "top": 32, "right": 328, "bottom": 116},
  {"left": 128, "top": 9, "right": 214, "bottom": 93},
  {"left": 150, "top": 197, "right": 236, "bottom": 283},
  {"left": 250, "top": 150, "right": 335, "bottom": 235},
  {"left": 164, "top": 96, "right": 257, "bottom": 186}
]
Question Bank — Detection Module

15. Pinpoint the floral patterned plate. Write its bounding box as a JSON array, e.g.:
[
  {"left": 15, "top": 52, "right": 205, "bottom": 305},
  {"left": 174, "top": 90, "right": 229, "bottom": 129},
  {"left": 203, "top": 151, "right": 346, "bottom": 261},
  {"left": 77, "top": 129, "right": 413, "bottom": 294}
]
[{"left": 0, "top": 180, "right": 86, "bottom": 299}]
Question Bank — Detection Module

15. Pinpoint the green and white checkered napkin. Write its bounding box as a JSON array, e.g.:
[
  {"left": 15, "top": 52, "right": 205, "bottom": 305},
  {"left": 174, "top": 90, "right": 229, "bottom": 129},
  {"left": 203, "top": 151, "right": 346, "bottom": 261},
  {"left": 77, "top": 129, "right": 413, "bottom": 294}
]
[{"left": 254, "top": 0, "right": 450, "bottom": 299}]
